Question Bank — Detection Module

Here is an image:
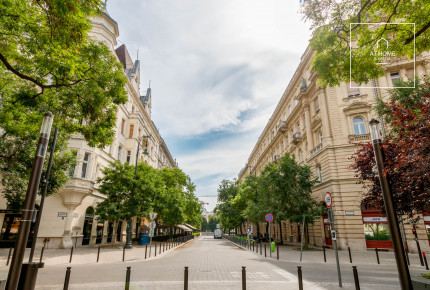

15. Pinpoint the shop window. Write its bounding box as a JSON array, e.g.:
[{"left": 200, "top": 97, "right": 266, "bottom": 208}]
[
  {"left": 81, "top": 153, "right": 90, "bottom": 179},
  {"left": 364, "top": 223, "right": 391, "bottom": 242},
  {"left": 353, "top": 117, "right": 366, "bottom": 135}
]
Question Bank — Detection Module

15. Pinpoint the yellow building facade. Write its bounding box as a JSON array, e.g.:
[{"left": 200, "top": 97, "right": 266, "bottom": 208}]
[{"left": 238, "top": 47, "right": 430, "bottom": 253}]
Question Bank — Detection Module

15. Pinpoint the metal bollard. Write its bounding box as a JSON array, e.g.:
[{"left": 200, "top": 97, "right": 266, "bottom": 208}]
[
  {"left": 352, "top": 266, "right": 360, "bottom": 290},
  {"left": 264, "top": 243, "right": 267, "bottom": 257},
  {"left": 348, "top": 247, "right": 352, "bottom": 263},
  {"left": 123, "top": 247, "right": 126, "bottom": 262},
  {"left": 155, "top": 243, "right": 157, "bottom": 257},
  {"left": 297, "top": 266, "right": 303, "bottom": 290},
  {"left": 145, "top": 244, "right": 148, "bottom": 259},
  {"left": 323, "top": 246, "right": 326, "bottom": 263},
  {"left": 260, "top": 243, "right": 262, "bottom": 255},
  {"left": 69, "top": 247, "right": 73, "bottom": 263},
  {"left": 375, "top": 248, "right": 380, "bottom": 264},
  {"left": 253, "top": 242, "right": 255, "bottom": 252},
  {"left": 97, "top": 246, "right": 100, "bottom": 262},
  {"left": 184, "top": 266, "right": 189, "bottom": 290},
  {"left": 277, "top": 244, "right": 279, "bottom": 260},
  {"left": 63, "top": 267, "right": 71, "bottom": 290},
  {"left": 242, "top": 266, "right": 246, "bottom": 290},
  {"left": 159, "top": 242, "right": 162, "bottom": 254},
  {"left": 163, "top": 242, "right": 165, "bottom": 252},
  {"left": 39, "top": 246, "right": 45, "bottom": 263},
  {"left": 424, "top": 252, "right": 429, "bottom": 270},
  {"left": 6, "top": 247, "right": 12, "bottom": 266},
  {"left": 125, "top": 266, "right": 131, "bottom": 290}
]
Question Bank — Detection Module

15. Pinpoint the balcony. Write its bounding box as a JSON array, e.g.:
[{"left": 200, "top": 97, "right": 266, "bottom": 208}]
[
  {"left": 291, "top": 133, "right": 302, "bottom": 145},
  {"left": 276, "top": 121, "right": 287, "bottom": 133},
  {"left": 310, "top": 143, "right": 323, "bottom": 157},
  {"left": 348, "top": 134, "right": 370, "bottom": 143}
]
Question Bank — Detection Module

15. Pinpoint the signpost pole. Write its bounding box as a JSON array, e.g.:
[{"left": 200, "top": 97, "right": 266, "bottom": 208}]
[
  {"left": 330, "top": 208, "right": 342, "bottom": 288},
  {"left": 148, "top": 212, "right": 157, "bottom": 258},
  {"left": 300, "top": 215, "right": 305, "bottom": 262},
  {"left": 269, "top": 221, "right": 271, "bottom": 258}
]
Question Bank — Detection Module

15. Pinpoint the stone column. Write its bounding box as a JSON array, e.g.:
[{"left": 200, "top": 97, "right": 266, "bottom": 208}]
[
  {"left": 60, "top": 179, "right": 93, "bottom": 248},
  {"left": 317, "top": 88, "right": 333, "bottom": 145},
  {"left": 303, "top": 104, "right": 314, "bottom": 150}
]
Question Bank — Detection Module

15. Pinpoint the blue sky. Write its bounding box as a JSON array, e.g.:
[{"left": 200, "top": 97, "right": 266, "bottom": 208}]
[{"left": 107, "top": 0, "right": 311, "bottom": 211}]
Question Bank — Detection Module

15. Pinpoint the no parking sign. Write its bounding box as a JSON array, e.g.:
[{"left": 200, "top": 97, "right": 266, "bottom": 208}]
[{"left": 265, "top": 214, "right": 273, "bottom": 222}]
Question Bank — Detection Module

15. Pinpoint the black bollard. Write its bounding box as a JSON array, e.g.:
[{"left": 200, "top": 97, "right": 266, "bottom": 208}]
[
  {"left": 424, "top": 252, "right": 429, "bottom": 270},
  {"left": 297, "top": 266, "right": 303, "bottom": 290},
  {"left": 159, "top": 242, "right": 162, "bottom": 255},
  {"left": 145, "top": 244, "right": 148, "bottom": 259},
  {"left": 63, "top": 267, "right": 71, "bottom": 290},
  {"left": 323, "top": 246, "right": 326, "bottom": 263},
  {"left": 39, "top": 246, "right": 45, "bottom": 263},
  {"left": 125, "top": 266, "right": 131, "bottom": 290},
  {"left": 352, "top": 266, "right": 360, "bottom": 290},
  {"left": 155, "top": 243, "right": 157, "bottom": 257},
  {"left": 242, "top": 266, "right": 246, "bottom": 290},
  {"left": 348, "top": 247, "right": 352, "bottom": 263},
  {"left": 184, "top": 266, "right": 189, "bottom": 290},
  {"left": 69, "top": 247, "right": 73, "bottom": 263},
  {"left": 163, "top": 242, "right": 165, "bottom": 252},
  {"left": 277, "top": 244, "right": 279, "bottom": 260},
  {"left": 375, "top": 248, "right": 380, "bottom": 264},
  {"left": 97, "top": 246, "right": 100, "bottom": 263},
  {"left": 123, "top": 247, "right": 126, "bottom": 262},
  {"left": 253, "top": 242, "right": 255, "bottom": 252},
  {"left": 6, "top": 247, "right": 12, "bottom": 266},
  {"left": 260, "top": 243, "right": 262, "bottom": 255},
  {"left": 264, "top": 243, "right": 267, "bottom": 257}
]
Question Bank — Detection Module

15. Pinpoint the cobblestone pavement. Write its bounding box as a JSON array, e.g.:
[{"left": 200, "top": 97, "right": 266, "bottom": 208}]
[{"left": 0, "top": 236, "right": 428, "bottom": 289}]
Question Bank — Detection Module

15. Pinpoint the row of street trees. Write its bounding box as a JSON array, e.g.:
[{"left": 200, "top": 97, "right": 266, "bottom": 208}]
[
  {"left": 215, "top": 154, "right": 324, "bottom": 247},
  {"left": 95, "top": 161, "right": 203, "bottom": 237}
]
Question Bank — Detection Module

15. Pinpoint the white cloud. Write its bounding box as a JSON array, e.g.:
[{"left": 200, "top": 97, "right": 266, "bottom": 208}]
[{"left": 107, "top": 0, "right": 311, "bottom": 211}]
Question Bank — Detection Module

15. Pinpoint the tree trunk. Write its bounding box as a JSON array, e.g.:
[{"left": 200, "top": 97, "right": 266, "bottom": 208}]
[
  {"left": 297, "top": 223, "right": 301, "bottom": 243},
  {"left": 304, "top": 222, "right": 309, "bottom": 249},
  {"left": 278, "top": 221, "right": 283, "bottom": 244}
]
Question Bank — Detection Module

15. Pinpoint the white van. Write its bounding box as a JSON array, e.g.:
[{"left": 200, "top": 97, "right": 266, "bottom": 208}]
[{"left": 214, "top": 229, "right": 222, "bottom": 239}]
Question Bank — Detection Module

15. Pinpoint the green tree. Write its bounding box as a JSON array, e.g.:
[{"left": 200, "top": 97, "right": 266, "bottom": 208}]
[
  {"left": 215, "top": 179, "right": 244, "bottom": 235},
  {"left": 200, "top": 216, "right": 208, "bottom": 231},
  {"left": 0, "top": 0, "right": 127, "bottom": 147},
  {"left": 301, "top": 0, "right": 430, "bottom": 87}
]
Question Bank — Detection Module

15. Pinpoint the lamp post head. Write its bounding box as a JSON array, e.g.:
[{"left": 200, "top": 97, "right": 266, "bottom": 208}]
[
  {"left": 369, "top": 118, "right": 381, "bottom": 141},
  {"left": 40, "top": 112, "right": 54, "bottom": 137}
]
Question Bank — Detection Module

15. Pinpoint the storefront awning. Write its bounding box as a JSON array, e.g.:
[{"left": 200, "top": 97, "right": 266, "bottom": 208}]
[
  {"left": 177, "top": 225, "right": 192, "bottom": 231},
  {"left": 184, "top": 223, "right": 197, "bottom": 230}
]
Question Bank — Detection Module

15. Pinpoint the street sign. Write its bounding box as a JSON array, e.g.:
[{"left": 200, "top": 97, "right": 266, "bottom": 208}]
[
  {"left": 265, "top": 214, "right": 273, "bottom": 222},
  {"left": 149, "top": 212, "right": 157, "bottom": 220},
  {"left": 325, "top": 192, "right": 333, "bottom": 208},
  {"left": 331, "top": 230, "right": 337, "bottom": 240}
]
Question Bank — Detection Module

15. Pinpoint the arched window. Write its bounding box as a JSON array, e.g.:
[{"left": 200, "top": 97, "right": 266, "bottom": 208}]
[{"left": 353, "top": 117, "right": 366, "bottom": 135}]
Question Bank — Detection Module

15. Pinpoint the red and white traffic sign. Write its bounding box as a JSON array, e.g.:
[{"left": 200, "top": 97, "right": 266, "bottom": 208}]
[
  {"left": 265, "top": 214, "right": 273, "bottom": 222},
  {"left": 325, "top": 192, "right": 332, "bottom": 208}
]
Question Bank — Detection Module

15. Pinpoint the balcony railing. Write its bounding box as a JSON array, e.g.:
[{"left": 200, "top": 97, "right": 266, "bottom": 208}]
[
  {"left": 291, "top": 133, "right": 302, "bottom": 145},
  {"left": 310, "top": 143, "right": 323, "bottom": 157},
  {"left": 276, "top": 121, "right": 288, "bottom": 133}
]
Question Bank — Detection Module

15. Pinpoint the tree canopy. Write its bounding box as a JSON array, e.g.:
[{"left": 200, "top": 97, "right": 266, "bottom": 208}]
[
  {"left": 301, "top": 0, "right": 430, "bottom": 87},
  {"left": 0, "top": 0, "right": 127, "bottom": 147}
]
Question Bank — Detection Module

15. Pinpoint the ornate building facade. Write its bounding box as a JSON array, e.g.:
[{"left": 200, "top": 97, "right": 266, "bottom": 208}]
[{"left": 238, "top": 47, "right": 430, "bottom": 253}]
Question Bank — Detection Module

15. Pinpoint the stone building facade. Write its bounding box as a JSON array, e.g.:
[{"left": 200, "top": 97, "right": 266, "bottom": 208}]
[
  {"left": 0, "top": 10, "right": 176, "bottom": 248},
  {"left": 238, "top": 47, "right": 430, "bottom": 253}
]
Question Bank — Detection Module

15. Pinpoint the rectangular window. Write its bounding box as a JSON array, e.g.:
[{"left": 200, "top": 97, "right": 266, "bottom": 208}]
[
  {"left": 129, "top": 124, "right": 134, "bottom": 138},
  {"left": 288, "top": 105, "right": 292, "bottom": 115},
  {"left": 294, "top": 98, "right": 298, "bottom": 107},
  {"left": 286, "top": 135, "right": 289, "bottom": 146},
  {"left": 121, "top": 119, "right": 125, "bottom": 135},
  {"left": 347, "top": 81, "right": 360, "bottom": 98},
  {"left": 126, "top": 150, "right": 131, "bottom": 163},
  {"left": 297, "top": 123, "right": 300, "bottom": 134},
  {"left": 117, "top": 146, "right": 122, "bottom": 161},
  {"left": 391, "top": 72, "right": 400, "bottom": 85},
  {"left": 81, "top": 153, "right": 90, "bottom": 179},
  {"left": 314, "top": 99, "right": 319, "bottom": 112},
  {"left": 317, "top": 166, "right": 322, "bottom": 183},
  {"left": 69, "top": 150, "right": 78, "bottom": 177}
]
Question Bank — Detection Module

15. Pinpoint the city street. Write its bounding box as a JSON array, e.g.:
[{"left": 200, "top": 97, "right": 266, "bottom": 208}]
[{"left": 0, "top": 236, "right": 427, "bottom": 289}]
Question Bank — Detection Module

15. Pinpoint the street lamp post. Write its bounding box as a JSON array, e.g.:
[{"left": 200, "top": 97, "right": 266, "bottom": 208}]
[
  {"left": 369, "top": 119, "right": 412, "bottom": 289},
  {"left": 124, "top": 136, "right": 149, "bottom": 249},
  {"left": 6, "top": 112, "right": 54, "bottom": 290}
]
